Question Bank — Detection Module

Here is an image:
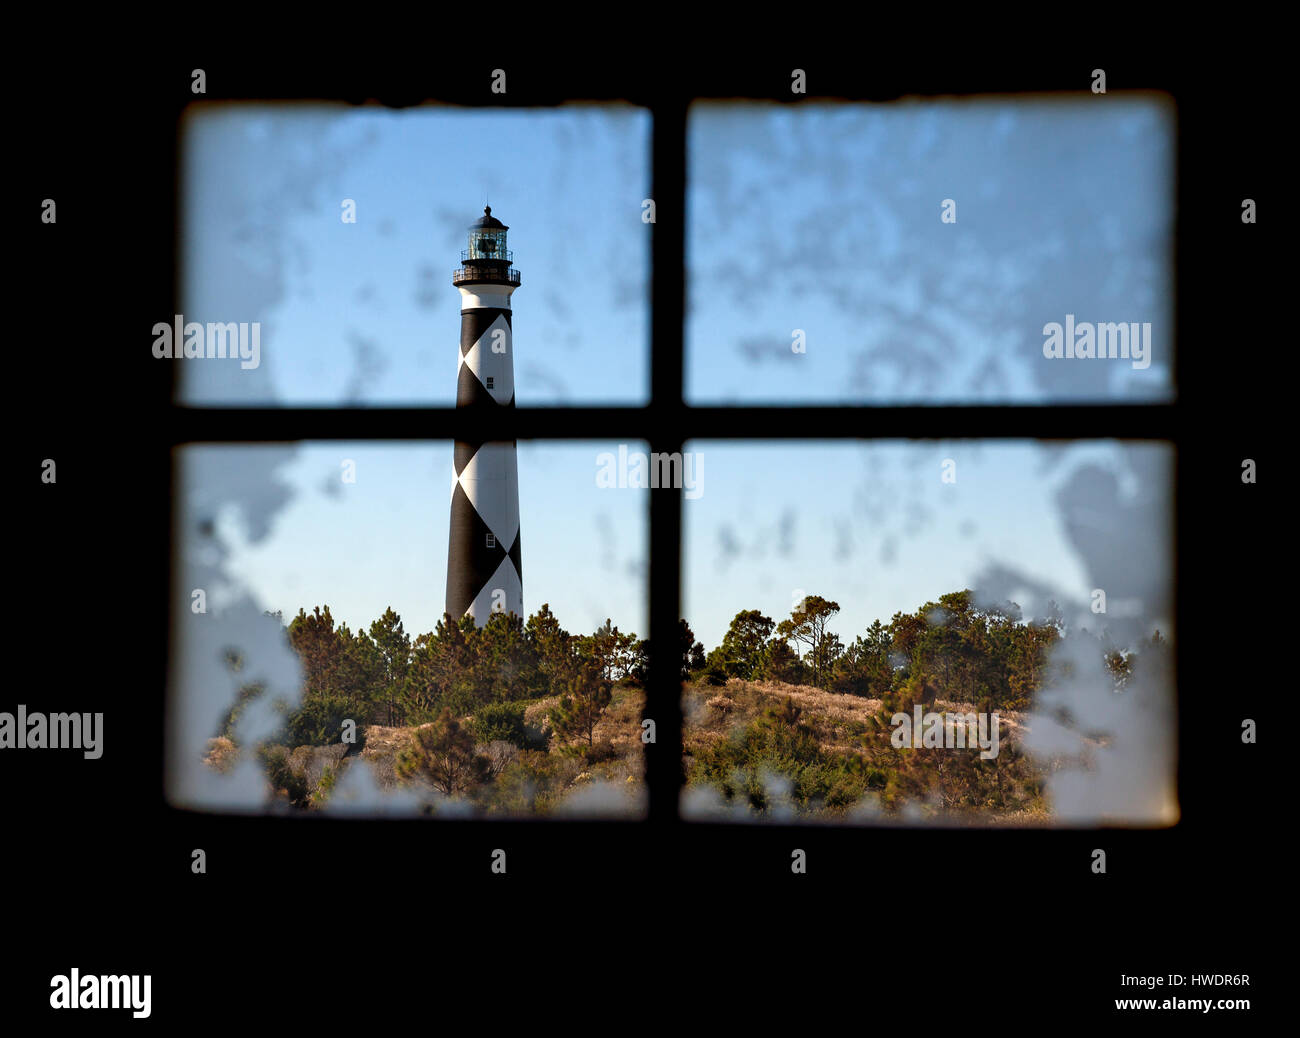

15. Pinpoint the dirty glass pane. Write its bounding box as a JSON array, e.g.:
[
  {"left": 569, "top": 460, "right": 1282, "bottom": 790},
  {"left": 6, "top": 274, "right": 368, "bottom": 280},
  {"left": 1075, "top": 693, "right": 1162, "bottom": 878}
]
[
  {"left": 687, "top": 98, "right": 1174, "bottom": 404},
  {"left": 680, "top": 440, "right": 1175, "bottom": 826},
  {"left": 167, "top": 441, "right": 648, "bottom": 818}
]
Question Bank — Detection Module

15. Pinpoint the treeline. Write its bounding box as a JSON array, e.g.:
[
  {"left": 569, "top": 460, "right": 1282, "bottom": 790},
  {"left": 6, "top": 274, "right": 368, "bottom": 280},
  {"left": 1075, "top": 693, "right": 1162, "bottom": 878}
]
[
  {"left": 225, "top": 588, "right": 1165, "bottom": 752},
  {"left": 702, "top": 590, "right": 1064, "bottom": 710},
  {"left": 702, "top": 589, "right": 1167, "bottom": 710},
  {"left": 213, "top": 588, "right": 1171, "bottom": 817},
  {"left": 224, "top": 604, "right": 705, "bottom": 750}
]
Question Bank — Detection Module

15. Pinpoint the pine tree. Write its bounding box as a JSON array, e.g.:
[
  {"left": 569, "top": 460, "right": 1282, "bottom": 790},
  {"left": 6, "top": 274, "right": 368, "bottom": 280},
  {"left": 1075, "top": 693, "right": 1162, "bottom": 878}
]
[
  {"left": 775, "top": 596, "right": 841, "bottom": 688},
  {"left": 525, "top": 603, "right": 574, "bottom": 687},
  {"left": 369, "top": 606, "right": 411, "bottom": 725},
  {"left": 550, "top": 658, "right": 613, "bottom": 747},
  {"left": 396, "top": 707, "right": 488, "bottom": 796},
  {"left": 718, "top": 609, "right": 775, "bottom": 679}
]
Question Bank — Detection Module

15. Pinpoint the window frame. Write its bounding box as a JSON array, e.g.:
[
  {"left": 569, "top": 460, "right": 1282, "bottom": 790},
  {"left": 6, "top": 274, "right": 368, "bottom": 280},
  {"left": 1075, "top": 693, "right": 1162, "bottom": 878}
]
[{"left": 164, "top": 80, "right": 1187, "bottom": 842}]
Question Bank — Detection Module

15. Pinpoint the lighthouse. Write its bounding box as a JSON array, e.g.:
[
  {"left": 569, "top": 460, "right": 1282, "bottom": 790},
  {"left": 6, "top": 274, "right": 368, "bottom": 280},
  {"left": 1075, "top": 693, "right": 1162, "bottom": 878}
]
[{"left": 446, "top": 207, "right": 523, "bottom": 625}]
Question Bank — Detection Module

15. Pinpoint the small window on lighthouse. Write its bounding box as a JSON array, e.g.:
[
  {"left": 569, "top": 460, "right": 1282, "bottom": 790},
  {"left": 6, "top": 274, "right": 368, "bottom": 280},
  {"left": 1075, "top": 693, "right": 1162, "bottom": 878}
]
[
  {"left": 486, "top": 376, "right": 495, "bottom": 389},
  {"left": 485, "top": 532, "right": 496, "bottom": 549}
]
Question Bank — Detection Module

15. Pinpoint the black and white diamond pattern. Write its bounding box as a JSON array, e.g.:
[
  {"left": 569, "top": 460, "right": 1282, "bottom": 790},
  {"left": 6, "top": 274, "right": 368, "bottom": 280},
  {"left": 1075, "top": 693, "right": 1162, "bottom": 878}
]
[
  {"left": 457, "top": 310, "right": 514, "bottom": 405},
  {"left": 446, "top": 304, "right": 523, "bottom": 624}
]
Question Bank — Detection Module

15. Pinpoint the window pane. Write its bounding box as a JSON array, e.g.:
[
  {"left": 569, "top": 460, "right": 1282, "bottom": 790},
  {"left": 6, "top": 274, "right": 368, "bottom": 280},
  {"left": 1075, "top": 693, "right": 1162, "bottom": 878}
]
[
  {"left": 177, "top": 105, "right": 650, "bottom": 405},
  {"left": 687, "top": 98, "right": 1174, "bottom": 404},
  {"left": 680, "top": 440, "right": 1175, "bottom": 825},
  {"left": 167, "top": 441, "right": 648, "bottom": 818}
]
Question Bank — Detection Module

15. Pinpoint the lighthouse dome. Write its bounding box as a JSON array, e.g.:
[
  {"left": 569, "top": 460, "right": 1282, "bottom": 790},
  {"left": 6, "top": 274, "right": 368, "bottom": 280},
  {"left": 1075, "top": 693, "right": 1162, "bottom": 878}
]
[{"left": 472, "top": 205, "right": 508, "bottom": 231}]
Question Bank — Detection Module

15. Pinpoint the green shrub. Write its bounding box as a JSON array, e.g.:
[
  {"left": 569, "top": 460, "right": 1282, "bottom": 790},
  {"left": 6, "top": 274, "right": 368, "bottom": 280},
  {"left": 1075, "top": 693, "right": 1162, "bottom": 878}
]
[
  {"left": 277, "top": 689, "right": 366, "bottom": 747},
  {"left": 472, "top": 701, "right": 529, "bottom": 748}
]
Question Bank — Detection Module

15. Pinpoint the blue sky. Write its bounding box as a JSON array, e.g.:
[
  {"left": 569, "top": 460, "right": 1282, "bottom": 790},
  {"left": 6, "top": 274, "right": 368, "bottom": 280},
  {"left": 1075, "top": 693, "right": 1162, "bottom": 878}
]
[
  {"left": 687, "top": 97, "right": 1174, "bottom": 403},
  {"left": 682, "top": 439, "right": 1171, "bottom": 649},
  {"left": 176, "top": 100, "right": 1175, "bottom": 650}
]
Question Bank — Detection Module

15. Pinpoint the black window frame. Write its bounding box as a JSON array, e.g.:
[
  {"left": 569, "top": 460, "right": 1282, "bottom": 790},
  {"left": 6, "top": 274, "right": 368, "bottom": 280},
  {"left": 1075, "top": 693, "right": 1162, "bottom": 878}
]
[{"left": 142, "top": 57, "right": 1267, "bottom": 884}]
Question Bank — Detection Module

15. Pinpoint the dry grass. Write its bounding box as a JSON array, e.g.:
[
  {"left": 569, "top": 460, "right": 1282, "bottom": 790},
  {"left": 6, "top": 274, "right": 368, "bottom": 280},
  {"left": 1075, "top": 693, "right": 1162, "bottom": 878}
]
[
  {"left": 521, "top": 696, "right": 561, "bottom": 728},
  {"left": 359, "top": 722, "right": 425, "bottom": 759},
  {"left": 200, "top": 678, "right": 1060, "bottom": 821},
  {"left": 203, "top": 736, "right": 238, "bottom": 773},
  {"left": 684, "top": 678, "right": 886, "bottom": 756},
  {"left": 358, "top": 720, "right": 443, "bottom": 790},
  {"left": 685, "top": 678, "right": 1041, "bottom": 755},
  {"left": 288, "top": 744, "right": 348, "bottom": 788}
]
